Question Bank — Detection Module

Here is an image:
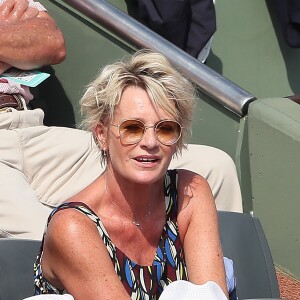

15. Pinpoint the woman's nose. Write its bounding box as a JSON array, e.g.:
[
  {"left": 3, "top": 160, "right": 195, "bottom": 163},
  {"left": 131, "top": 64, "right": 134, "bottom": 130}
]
[{"left": 139, "top": 126, "right": 159, "bottom": 148}]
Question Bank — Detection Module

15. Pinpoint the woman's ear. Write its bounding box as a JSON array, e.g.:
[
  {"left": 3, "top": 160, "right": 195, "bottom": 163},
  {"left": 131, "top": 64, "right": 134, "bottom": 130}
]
[{"left": 94, "top": 123, "right": 108, "bottom": 150}]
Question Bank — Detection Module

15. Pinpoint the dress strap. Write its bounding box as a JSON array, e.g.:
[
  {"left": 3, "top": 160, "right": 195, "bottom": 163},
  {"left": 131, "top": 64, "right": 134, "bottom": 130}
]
[
  {"left": 164, "top": 169, "right": 179, "bottom": 218},
  {"left": 46, "top": 201, "right": 98, "bottom": 226}
]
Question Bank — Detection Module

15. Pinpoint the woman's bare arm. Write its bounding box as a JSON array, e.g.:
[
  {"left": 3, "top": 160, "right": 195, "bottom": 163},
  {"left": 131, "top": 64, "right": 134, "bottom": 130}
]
[{"left": 177, "top": 169, "right": 229, "bottom": 298}]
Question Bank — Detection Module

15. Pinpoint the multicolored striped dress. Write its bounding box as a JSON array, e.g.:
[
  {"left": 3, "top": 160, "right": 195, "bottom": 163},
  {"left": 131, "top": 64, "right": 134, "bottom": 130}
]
[{"left": 34, "top": 169, "right": 188, "bottom": 299}]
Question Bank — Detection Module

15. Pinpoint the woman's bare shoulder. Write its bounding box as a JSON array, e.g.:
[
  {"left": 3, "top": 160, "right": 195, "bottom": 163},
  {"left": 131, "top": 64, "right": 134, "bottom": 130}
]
[
  {"left": 176, "top": 169, "right": 216, "bottom": 237},
  {"left": 41, "top": 205, "right": 129, "bottom": 298},
  {"left": 176, "top": 169, "right": 212, "bottom": 196},
  {"left": 44, "top": 207, "right": 100, "bottom": 261}
]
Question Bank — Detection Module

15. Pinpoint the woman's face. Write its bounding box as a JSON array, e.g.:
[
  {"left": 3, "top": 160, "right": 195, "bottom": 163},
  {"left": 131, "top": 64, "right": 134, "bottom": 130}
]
[{"left": 96, "top": 85, "right": 177, "bottom": 185}]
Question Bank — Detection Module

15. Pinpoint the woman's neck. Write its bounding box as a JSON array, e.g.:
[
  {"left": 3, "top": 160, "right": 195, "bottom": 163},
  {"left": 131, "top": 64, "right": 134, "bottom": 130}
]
[{"left": 104, "top": 168, "right": 165, "bottom": 222}]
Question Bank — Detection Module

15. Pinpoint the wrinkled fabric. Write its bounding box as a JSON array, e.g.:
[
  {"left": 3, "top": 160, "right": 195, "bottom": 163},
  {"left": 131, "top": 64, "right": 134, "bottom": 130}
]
[
  {"left": 0, "top": 78, "right": 33, "bottom": 102},
  {"left": 23, "top": 295, "right": 74, "bottom": 300},
  {"left": 159, "top": 280, "right": 227, "bottom": 300}
]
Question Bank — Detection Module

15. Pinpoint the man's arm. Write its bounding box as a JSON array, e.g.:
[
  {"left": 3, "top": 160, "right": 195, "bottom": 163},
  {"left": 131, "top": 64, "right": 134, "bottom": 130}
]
[{"left": 0, "top": 0, "right": 66, "bottom": 72}]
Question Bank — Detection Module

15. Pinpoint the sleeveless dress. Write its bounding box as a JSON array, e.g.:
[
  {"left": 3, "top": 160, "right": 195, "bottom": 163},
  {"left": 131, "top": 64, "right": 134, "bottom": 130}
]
[{"left": 34, "top": 169, "right": 188, "bottom": 299}]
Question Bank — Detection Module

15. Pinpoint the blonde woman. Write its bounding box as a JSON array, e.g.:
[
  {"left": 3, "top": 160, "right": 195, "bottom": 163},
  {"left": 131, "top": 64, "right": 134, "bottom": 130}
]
[{"left": 34, "top": 50, "right": 232, "bottom": 299}]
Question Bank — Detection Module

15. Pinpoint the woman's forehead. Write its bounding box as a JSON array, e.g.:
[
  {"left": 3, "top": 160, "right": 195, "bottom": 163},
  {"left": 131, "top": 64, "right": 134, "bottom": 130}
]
[{"left": 114, "top": 96, "right": 173, "bottom": 122}]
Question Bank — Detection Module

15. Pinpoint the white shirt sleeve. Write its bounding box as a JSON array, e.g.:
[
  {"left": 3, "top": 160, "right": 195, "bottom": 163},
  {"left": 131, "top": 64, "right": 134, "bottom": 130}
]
[{"left": 26, "top": 0, "right": 47, "bottom": 11}]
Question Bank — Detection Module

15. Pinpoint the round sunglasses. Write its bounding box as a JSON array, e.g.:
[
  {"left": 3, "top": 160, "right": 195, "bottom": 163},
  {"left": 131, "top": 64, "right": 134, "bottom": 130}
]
[{"left": 110, "top": 119, "right": 183, "bottom": 146}]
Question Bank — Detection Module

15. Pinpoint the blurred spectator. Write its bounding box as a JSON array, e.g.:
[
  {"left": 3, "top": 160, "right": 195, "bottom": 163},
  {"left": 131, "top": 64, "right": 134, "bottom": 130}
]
[
  {"left": 130, "top": 0, "right": 216, "bottom": 62},
  {"left": 267, "top": 0, "right": 300, "bottom": 48}
]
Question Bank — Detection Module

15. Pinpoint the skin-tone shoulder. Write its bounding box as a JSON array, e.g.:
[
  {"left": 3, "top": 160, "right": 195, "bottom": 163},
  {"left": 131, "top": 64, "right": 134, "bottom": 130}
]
[
  {"left": 176, "top": 169, "right": 228, "bottom": 298},
  {"left": 0, "top": 0, "right": 66, "bottom": 73},
  {"left": 42, "top": 206, "right": 131, "bottom": 300}
]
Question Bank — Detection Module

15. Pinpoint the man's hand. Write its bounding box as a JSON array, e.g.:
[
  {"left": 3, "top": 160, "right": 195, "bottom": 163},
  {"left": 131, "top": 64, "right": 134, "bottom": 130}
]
[
  {"left": 0, "top": 0, "right": 39, "bottom": 23},
  {"left": 0, "top": 0, "right": 66, "bottom": 70},
  {"left": 0, "top": 61, "right": 11, "bottom": 73}
]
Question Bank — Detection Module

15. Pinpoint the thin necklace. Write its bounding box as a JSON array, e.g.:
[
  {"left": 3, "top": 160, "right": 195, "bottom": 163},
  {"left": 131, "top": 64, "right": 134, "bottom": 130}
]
[{"left": 105, "top": 174, "right": 151, "bottom": 227}]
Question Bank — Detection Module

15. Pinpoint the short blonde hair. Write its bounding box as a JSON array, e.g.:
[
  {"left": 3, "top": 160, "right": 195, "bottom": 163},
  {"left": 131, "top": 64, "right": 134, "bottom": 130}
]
[{"left": 80, "top": 49, "right": 196, "bottom": 156}]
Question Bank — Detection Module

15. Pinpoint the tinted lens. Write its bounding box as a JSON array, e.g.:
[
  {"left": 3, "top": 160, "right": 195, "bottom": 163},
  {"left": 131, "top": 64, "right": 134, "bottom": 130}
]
[
  {"left": 119, "top": 120, "right": 144, "bottom": 144},
  {"left": 156, "top": 120, "right": 181, "bottom": 145}
]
